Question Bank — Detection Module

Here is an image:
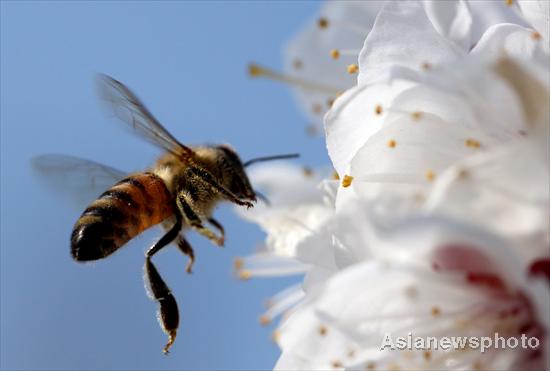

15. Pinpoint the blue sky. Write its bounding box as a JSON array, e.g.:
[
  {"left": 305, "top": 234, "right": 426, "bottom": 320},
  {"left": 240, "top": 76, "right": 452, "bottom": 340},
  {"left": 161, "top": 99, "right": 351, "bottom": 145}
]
[{"left": 0, "top": 1, "right": 327, "bottom": 369}]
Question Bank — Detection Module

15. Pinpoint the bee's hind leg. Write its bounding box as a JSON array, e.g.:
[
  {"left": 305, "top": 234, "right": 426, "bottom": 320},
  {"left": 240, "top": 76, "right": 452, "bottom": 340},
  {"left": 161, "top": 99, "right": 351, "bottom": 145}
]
[
  {"left": 143, "top": 212, "right": 182, "bottom": 354},
  {"left": 175, "top": 235, "right": 195, "bottom": 274},
  {"left": 146, "top": 214, "right": 182, "bottom": 258},
  {"left": 144, "top": 257, "right": 179, "bottom": 354}
]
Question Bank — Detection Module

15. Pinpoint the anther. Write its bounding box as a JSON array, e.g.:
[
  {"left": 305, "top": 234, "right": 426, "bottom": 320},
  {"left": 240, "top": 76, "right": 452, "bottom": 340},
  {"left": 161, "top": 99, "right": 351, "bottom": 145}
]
[
  {"left": 238, "top": 270, "right": 252, "bottom": 280},
  {"left": 312, "top": 103, "right": 323, "bottom": 115},
  {"left": 505, "top": 0, "right": 513, "bottom": 6},
  {"left": 347, "top": 64, "right": 359, "bottom": 74},
  {"left": 234, "top": 257, "right": 244, "bottom": 270},
  {"left": 425, "top": 170, "right": 436, "bottom": 182},
  {"left": 375, "top": 104, "right": 383, "bottom": 115},
  {"left": 341, "top": 175, "right": 353, "bottom": 187},
  {"left": 259, "top": 315, "right": 271, "bottom": 326},
  {"left": 332, "top": 171, "right": 340, "bottom": 180},
  {"left": 318, "top": 325, "right": 328, "bottom": 336},
  {"left": 318, "top": 17, "right": 329, "bottom": 29},
  {"left": 387, "top": 139, "right": 396, "bottom": 148},
  {"left": 411, "top": 111, "right": 423, "bottom": 121},
  {"left": 421, "top": 61, "right": 432, "bottom": 70},
  {"left": 327, "top": 97, "right": 335, "bottom": 108},
  {"left": 423, "top": 351, "right": 432, "bottom": 361},
  {"left": 330, "top": 49, "right": 340, "bottom": 59},
  {"left": 465, "top": 138, "right": 481, "bottom": 148},
  {"left": 302, "top": 167, "right": 314, "bottom": 177},
  {"left": 331, "top": 360, "right": 343, "bottom": 369},
  {"left": 292, "top": 59, "right": 303, "bottom": 70},
  {"left": 531, "top": 31, "right": 541, "bottom": 40},
  {"left": 431, "top": 306, "right": 441, "bottom": 316}
]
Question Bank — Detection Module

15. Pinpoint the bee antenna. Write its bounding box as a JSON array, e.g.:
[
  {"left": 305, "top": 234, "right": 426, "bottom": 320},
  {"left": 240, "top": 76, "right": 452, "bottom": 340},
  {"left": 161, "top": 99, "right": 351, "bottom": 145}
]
[{"left": 244, "top": 153, "right": 300, "bottom": 167}]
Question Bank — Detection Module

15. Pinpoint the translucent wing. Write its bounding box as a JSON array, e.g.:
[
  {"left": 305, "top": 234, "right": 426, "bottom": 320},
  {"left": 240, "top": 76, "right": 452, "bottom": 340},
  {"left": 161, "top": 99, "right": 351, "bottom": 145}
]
[
  {"left": 32, "top": 154, "right": 127, "bottom": 209},
  {"left": 97, "top": 74, "right": 193, "bottom": 159}
]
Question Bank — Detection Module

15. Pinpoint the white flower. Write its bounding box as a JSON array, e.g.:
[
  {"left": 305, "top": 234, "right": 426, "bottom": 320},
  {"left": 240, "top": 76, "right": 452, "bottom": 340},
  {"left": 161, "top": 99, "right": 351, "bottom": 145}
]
[{"left": 275, "top": 210, "right": 550, "bottom": 370}]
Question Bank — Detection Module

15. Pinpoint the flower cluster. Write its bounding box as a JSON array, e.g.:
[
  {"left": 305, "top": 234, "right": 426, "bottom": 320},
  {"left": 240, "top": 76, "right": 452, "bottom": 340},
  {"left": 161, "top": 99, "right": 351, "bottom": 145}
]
[{"left": 242, "top": 1, "right": 549, "bottom": 370}]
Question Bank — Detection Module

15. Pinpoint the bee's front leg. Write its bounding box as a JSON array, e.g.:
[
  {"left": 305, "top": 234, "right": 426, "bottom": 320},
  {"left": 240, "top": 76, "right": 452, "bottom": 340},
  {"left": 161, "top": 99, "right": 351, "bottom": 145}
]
[{"left": 177, "top": 194, "right": 224, "bottom": 247}]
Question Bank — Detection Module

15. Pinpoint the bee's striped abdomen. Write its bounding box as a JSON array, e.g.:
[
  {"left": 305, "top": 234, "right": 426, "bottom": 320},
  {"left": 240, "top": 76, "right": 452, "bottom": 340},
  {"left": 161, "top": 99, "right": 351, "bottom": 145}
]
[{"left": 71, "top": 172, "right": 173, "bottom": 261}]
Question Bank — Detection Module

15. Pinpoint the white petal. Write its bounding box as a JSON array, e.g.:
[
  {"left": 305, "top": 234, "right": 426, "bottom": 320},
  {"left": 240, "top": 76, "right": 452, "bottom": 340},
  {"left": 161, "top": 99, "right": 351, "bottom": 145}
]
[
  {"left": 423, "top": 0, "right": 473, "bottom": 50},
  {"left": 518, "top": 0, "right": 550, "bottom": 40},
  {"left": 358, "top": 1, "right": 465, "bottom": 86}
]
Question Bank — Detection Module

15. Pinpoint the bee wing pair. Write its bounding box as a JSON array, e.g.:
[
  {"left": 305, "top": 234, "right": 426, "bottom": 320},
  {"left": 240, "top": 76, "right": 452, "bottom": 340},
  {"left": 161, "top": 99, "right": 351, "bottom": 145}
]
[{"left": 33, "top": 75, "right": 192, "bottom": 205}]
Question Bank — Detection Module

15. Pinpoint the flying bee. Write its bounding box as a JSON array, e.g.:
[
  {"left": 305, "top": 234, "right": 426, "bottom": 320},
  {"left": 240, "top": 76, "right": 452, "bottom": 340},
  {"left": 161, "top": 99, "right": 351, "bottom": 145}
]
[{"left": 33, "top": 74, "right": 298, "bottom": 354}]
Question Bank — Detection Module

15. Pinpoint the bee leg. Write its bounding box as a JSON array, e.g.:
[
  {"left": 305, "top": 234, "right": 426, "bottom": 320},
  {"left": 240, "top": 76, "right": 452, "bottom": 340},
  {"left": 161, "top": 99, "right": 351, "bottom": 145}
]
[
  {"left": 188, "top": 166, "right": 254, "bottom": 208},
  {"left": 144, "top": 257, "right": 179, "bottom": 354},
  {"left": 146, "top": 214, "right": 182, "bottom": 258},
  {"left": 176, "top": 235, "right": 195, "bottom": 274},
  {"left": 207, "top": 218, "right": 225, "bottom": 245},
  {"left": 177, "top": 195, "right": 224, "bottom": 246}
]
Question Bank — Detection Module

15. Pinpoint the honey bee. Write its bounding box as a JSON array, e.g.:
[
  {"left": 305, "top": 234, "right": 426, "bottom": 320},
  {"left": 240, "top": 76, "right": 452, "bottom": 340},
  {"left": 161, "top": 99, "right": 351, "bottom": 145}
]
[{"left": 33, "top": 74, "right": 298, "bottom": 354}]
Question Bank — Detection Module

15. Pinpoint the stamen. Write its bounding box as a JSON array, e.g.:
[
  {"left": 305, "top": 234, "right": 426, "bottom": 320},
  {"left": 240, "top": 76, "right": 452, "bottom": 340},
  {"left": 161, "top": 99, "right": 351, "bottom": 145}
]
[
  {"left": 330, "top": 49, "right": 340, "bottom": 59},
  {"left": 292, "top": 59, "right": 303, "bottom": 70},
  {"left": 272, "top": 330, "right": 281, "bottom": 344},
  {"left": 259, "top": 315, "right": 271, "bottom": 326},
  {"left": 366, "top": 362, "right": 376, "bottom": 370},
  {"left": 423, "top": 351, "right": 432, "bottom": 361},
  {"left": 531, "top": 31, "right": 541, "bottom": 40},
  {"left": 387, "top": 139, "right": 397, "bottom": 148},
  {"left": 505, "top": 0, "right": 513, "bottom": 6},
  {"left": 234, "top": 253, "right": 309, "bottom": 279},
  {"left": 312, "top": 103, "right": 323, "bottom": 115},
  {"left": 347, "top": 64, "right": 359, "bottom": 74},
  {"left": 248, "top": 63, "right": 341, "bottom": 94},
  {"left": 319, "top": 325, "right": 328, "bottom": 336},
  {"left": 341, "top": 174, "right": 353, "bottom": 187},
  {"left": 327, "top": 97, "right": 335, "bottom": 108},
  {"left": 375, "top": 104, "right": 383, "bottom": 115},
  {"left": 332, "top": 170, "right": 340, "bottom": 180},
  {"left": 431, "top": 306, "right": 441, "bottom": 316},
  {"left": 421, "top": 61, "right": 432, "bottom": 70},
  {"left": 238, "top": 270, "right": 252, "bottom": 280}
]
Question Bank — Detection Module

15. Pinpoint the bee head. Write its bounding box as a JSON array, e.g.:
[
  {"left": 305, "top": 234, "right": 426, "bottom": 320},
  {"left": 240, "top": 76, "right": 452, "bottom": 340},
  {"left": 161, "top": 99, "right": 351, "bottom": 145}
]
[{"left": 216, "top": 145, "right": 257, "bottom": 202}]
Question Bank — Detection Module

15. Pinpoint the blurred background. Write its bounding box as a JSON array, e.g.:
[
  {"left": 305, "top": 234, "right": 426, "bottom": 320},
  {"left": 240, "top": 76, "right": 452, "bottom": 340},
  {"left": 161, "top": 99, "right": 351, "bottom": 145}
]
[{"left": 0, "top": 2, "right": 326, "bottom": 370}]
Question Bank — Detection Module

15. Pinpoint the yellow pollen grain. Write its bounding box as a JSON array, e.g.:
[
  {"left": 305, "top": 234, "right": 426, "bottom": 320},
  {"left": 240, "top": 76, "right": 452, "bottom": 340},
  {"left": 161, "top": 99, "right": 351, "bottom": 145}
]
[
  {"left": 431, "top": 306, "right": 441, "bottom": 316},
  {"left": 259, "top": 315, "right": 271, "bottom": 326},
  {"left": 318, "top": 325, "right": 328, "bottom": 336},
  {"left": 375, "top": 104, "right": 383, "bottom": 115},
  {"left": 423, "top": 351, "right": 432, "bottom": 361},
  {"left": 421, "top": 61, "right": 432, "bottom": 70},
  {"left": 341, "top": 174, "right": 353, "bottom": 188},
  {"left": 425, "top": 170, "right": 436, "bottom": 182},
  {"left": 234, "top": 257, "right": 244, "bottom": 270},
  {"left": 411, "top": 111, "right": 423, "bottom": 121},
  {"left": 531, "top": 31, "right": 542, "bottom": 40},
  {"left": 347, "top": 64, "right": 359, "bottom": 74},
  {"left": 330, "top": 49, "right": 340, "bottom": 59},
  {"left": 238, "top": 270, "right": 252, "bottom": 280},
  {"left": 387, "top": 139, "right": 397, "bottom": 148},
  {"left": 465, "top": 138, "right": 481, "bottom": 148},
  {"left": 318, "top": 17, "right": 329, "bottom": 29},
  {"left": 332, "top": 360, "right": 343, "bottom": 369},
  {"left": 332, "top": 170, "right": 340, "bottom": 180},
  {"left": 293, "top": 59, "right": 303, "bottom": 70}
]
